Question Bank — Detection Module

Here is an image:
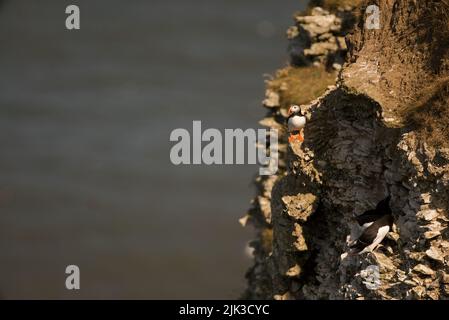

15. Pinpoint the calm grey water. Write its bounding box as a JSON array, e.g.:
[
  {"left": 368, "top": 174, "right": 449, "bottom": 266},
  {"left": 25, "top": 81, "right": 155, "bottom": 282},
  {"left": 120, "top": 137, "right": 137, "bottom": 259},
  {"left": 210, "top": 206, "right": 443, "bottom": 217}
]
[{"left": 0, "top": 0, "right": 306, "bottom": 299}]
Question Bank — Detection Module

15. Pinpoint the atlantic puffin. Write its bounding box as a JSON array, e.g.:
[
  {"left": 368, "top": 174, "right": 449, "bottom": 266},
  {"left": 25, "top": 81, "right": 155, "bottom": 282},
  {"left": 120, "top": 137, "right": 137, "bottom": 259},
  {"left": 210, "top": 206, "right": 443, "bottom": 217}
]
[
  {"left": 287, "top": 105, "right": 306, "bottom": 143},
  {"left": 349, "top": 196, "right": 393, "bottom": 255}
]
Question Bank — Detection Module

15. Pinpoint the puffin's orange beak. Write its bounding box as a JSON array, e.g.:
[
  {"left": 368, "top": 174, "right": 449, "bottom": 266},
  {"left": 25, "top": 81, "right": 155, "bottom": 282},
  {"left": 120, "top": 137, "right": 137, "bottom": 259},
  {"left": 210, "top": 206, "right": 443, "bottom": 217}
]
[{"left": 287, "top": 107, "right": 293, "bottom": 116}]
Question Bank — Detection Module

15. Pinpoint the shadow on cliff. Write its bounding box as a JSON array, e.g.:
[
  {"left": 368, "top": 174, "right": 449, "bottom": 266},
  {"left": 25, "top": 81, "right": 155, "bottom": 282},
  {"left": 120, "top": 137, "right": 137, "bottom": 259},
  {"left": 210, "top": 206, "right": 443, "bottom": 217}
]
[{"left": 271, "top": 87, "right": 414, "bottom": 297}]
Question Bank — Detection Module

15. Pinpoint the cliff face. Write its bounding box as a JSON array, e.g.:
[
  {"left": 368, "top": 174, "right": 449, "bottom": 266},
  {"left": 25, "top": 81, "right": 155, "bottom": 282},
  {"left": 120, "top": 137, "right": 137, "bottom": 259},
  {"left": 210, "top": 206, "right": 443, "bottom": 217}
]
[{"left": 243, "top": 0, "right": 449, "bottom": 300}]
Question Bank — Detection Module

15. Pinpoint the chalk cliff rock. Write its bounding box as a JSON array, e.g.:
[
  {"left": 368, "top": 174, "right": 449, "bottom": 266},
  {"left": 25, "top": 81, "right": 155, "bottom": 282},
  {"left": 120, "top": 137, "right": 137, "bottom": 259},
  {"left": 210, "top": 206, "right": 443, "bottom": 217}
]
[{"left": 243, "top": 0, "right": 449, "bottom": 300}]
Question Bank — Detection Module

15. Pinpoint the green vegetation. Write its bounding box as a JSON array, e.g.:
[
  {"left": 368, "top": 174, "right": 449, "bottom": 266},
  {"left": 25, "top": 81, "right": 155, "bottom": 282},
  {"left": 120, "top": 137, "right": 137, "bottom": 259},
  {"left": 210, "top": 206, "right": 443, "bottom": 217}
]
[
  {"left": 410, "top": 80, "right": 449, "bottom": 147},
  {"left": 266, "top": 65, "right": 336, "bottom": 110},
  {"left": 308, "top": 0, "right": 362, "bottom": 11}
]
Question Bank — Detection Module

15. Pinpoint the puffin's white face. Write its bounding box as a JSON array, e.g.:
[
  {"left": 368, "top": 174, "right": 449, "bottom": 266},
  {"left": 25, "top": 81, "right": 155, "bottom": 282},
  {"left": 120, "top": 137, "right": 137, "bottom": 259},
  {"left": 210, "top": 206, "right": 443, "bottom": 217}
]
[{"left": 288, "top": 105, "right": 301, "bottom": 116}]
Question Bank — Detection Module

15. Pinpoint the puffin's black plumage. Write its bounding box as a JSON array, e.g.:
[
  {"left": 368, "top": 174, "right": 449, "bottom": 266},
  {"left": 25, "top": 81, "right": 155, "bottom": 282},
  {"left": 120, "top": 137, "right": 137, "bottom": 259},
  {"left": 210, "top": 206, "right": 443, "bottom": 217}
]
[
  {"left": 350, "top": 196, "right": 393, "bottom": 255},
  {"left": 354, "top": 195, "right": 391, "bottom": 226}
]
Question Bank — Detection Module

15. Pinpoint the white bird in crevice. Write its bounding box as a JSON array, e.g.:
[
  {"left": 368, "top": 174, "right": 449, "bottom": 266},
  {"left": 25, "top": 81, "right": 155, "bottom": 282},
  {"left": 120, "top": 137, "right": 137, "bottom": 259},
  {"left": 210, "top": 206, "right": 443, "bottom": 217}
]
[{"left": 287, "top": 105, "right": 306, "bottom": 143}]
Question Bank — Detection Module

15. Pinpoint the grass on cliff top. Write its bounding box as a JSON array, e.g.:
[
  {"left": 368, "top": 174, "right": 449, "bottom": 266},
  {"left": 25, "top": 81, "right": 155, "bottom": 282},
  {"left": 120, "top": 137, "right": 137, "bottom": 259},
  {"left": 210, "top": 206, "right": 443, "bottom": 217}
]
[
  {"left": 308, "top": 0, "right": 362, "bottom": 11},
  {"left": 266, "top": 65, "right": 336, "bottom": 109},
  {"left": 409, "top": 80, "right": 449, "bottom": 148}
]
